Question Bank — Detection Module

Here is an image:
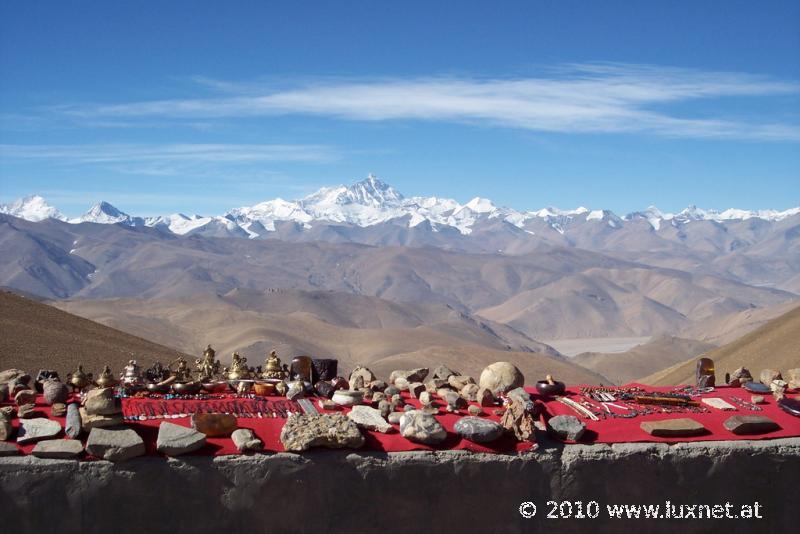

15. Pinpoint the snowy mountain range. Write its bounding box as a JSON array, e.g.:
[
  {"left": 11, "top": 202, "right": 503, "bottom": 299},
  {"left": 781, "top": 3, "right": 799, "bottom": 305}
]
[{"left": 2, "top": 174, "right": 799, "bottom": 239}]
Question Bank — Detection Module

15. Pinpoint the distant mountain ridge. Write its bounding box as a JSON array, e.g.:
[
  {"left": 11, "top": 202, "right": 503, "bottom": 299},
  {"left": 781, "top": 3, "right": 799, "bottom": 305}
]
[{"left": 3, "top": 174, "right": 798, "bottom": 239}]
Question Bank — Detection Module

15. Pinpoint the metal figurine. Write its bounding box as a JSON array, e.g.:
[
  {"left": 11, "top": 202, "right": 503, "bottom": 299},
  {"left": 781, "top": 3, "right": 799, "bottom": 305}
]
[
  {"left": 195, "top": 344, "right": 222, "bottom": 382},
  {"left": 261, "top": 350, "right": 288, "bottom": 380},
  {"left": 95, "top": 364, "right": 118, "bottom": 388},
  {"left": 67, "top": 364, "right": 92, "bottom": 392},
  {"left": 226, "top": 352, "right": 252, "bottom": 381},
  {"left": 120, "top": 359, "right": 144, "bottom": 390}
]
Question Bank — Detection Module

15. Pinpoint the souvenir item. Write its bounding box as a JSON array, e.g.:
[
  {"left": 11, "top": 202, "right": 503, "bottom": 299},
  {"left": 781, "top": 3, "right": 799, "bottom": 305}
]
[
  {"left": 641, "top": 418, "right": 707, "bottom": 437},
  {"left": 536, "top": 374, "right": 565, "bottom": 396},
  {"left": 290, "top": 356, "right": 313, "bottom": 382},
  {"left": 701, "top": 397, "right": 736, "bottom": 410},
  {"left": 145, "top": 362, "right": 172, "bottom": 384},
  {"left": 261, "top": 350, "right": 287, "bottom": 380},
  {"left": 311, "top": 358, "right": 338, "bottom": 382},
  {"left": 120, "top": 360, "right": 144, "bottom": 390},
  {"left": 67, "top": 365, "right": 92, "bottom": 392},
  {"left": 744, "top": 381, "right": 771, "bottom": 394},
  {"left": 195, "top": 345, "right": 222, "bottom": 382},
  {"left": 95, "top": 365, "right": 118, "bottom": 388},
  {"left": 696, "top": 357, "right": 715, "bottom": 388},
  {"left": 226, "top": 352, "right": 251, "bottom": 381},
  {"left": 777, "top": 397, "right": 800, "bottom": 417},
  {"left": 34, "top": 370, "right": 59, "bottom": 392}
]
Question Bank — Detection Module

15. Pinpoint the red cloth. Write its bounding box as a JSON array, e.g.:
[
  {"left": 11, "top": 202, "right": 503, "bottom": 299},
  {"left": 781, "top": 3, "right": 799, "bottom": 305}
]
[
  {"left": 541, "top": 383, "right": 800, "bottom": 443},
  {"left": 4, "top": 384, "right": 799, "bottom": 457}
]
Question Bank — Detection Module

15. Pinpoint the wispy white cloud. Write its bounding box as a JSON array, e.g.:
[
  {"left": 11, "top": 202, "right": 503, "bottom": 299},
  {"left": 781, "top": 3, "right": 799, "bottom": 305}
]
[
  {"left": 55, "top": 63, "right": 800, "bottom": 141},
  {"left": 0, "top": 143, "right": 341, "bottom": 177}
]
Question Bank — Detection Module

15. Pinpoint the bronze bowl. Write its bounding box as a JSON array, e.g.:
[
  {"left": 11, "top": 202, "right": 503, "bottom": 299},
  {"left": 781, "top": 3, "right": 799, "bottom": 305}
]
[
  {"left": 535, "top": 380, "right": 566, "bottom": 397},
  {"left": 171, "top": 381, "right": 202, "bottom": 395},
  {"left": 146, "top": 383, "right": 170, "bottom": 394},
  {"left": 202, "top": 381, "right": 230, "bottom": 393}
]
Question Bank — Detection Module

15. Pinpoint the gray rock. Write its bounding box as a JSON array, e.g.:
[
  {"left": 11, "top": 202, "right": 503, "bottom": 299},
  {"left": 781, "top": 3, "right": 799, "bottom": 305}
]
[
  {"left": 231, "top": 429, "right": 264, "bottom": 452},
  {"left": 420, "top": 405, "right": 440, "bottom": 415},
  {"left": 760, "top": 369, "right": 782, "bottom": 386},
  {"left": 390, "top": 368, "right": 429, "bottom": 384},
  {"left": 442, "top": 390, "right": 467, "bottom": 410},
  {"left": 156, "top": 422, "right": 207, "bottom": 456},
  {"left": 42, "top": 380, "right": 69, "bottom": 405},
  {"left": 347, "top": 405, "right": 392, "bottom": 433},
  {"left": 286, "top": 381, "right": 305, "bottom": 400},
  {"left": 0, "top": 382, "right": 8, "bottom": 403},
  {"left": 85, "top": 427, "right": 145, "bottom": 462},
  {"left": 50, "top": 403, "right": 67, "bottom": 418},
  {"left": 14, "top": 389, "right": 37, "bottom": 406},
  {"left": 384, "top": 385, "right": 400, "bottom": 396},
  {"left": 724, "top": 415, "right": 781, "bottom": 435},
  {"left": 65, "top": 403, "right": 82, "bottom": 438},
  {"left": 79, "top": 407, "right": 123, "bottom": 431},
  {"left": 0, "top": 418, "right": 12, "bottom": 441},
  {"left": 280, "top": 413, "right": 364, "bottom": 452},
  {"left": 403, "top": 404, "right": 415, "bottom": 412},
  {"left": 348, "top": 366, "right": 375, "bottom": 390},
  {"left": 17, "top": 404, "right": 36, "bottom": 419},
  {"left": 17, "top": 418, "right": 61, "bottom": 444},
  {"left": 460, "top": 383, "right": 479, "bottom": 401},
  {"left": 468, "top": 405, "right": 483, "bottom": 416},
  {"left": 425, "top": 379, "right": 449, "bottom": 393},
  {"left": 0, "top": 442, "right": 19, "bottom": 456},
  {"left": 640, "top": 418, "right": 707, "bottom": 437},
  {"left": 378, "top": 400, "right": 391, "bottom": 418},
  {"left": 387, "top": 412, "right": 403, "bottom": 424},
  {"left": 393, "top": 377, "right": 410, "bottom": 391},
  {"left": 547, "top": 415, "right": 586, "bottom": 441},
  {"left": 0, "top": 406, "right": 14, "bottom": 419},
  {"left": 32, "top": 439, "right": 84, "bottom": 459},
  {"left": 368, "top": 380, "right": 388, "bottom": 392},
  {"left": 0, "top": 369, "right": 28, "bottom": 384},
  {"left": 419, "top": 391, "right": 432, "bottom": 406},
  {"left": 399, "top": 411, "right": 447, "bottom": 445},
  {"left": 409, "top": 382, "right": 426, "bottom": 399},
  {"left": 84, "top": 388, "right": 121, "bottom": 416},
  {"left": 478, "top": 362, "right": 524, "bottom": 395},
  {"left": 454, "top": 416, "right": 504, "bottom": 443},
  {"left": 448, "top": 375, "right": 475, "bottom": 390},
  {"left": 432, "top": 365, "right": 458, "bottom": 380}
]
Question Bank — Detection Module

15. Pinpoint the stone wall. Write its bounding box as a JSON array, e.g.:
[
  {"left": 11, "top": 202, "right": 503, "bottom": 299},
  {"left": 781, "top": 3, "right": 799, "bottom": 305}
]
[{"left": 1, "top": 437, "right": 797, "bottom": 534}]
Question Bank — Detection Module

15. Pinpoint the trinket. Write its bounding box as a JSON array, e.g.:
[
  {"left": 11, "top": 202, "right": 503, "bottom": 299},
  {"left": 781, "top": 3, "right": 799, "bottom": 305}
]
[
  {"left": 68, "top": 364, "right": 92, "bottom": 392},
  {"left": 290, "top": 356, "right": 313, "bottom": 382},
  {"left": 696, "top": 357, "right": 715, "bottom": 388},
  {"left": 94, "top": 365, "right": 118, "bottom": 388},
  {"left": 226, "top": 352, "right": 252, "bottom": 381},
  {"left": 119, "top": 360, "right": 144, "bottom": 390},
  {"left": 261, "top": 350, "right": 287, "bottom": 380},
  {"left": 195, "top": 345, "right": 222, "bottom": 382}
]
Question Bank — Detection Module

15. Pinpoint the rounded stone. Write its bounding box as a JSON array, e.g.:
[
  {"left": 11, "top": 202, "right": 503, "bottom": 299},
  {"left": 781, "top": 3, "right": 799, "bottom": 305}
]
[
  {"left": 478, "top": 362, "right": 524, "bottom": 395},
  {"left": 454, "top": 416, "right": 504, "bottom": 443},
  {"left": 399, "top": 411, "right": 447, "bottom": 445}
]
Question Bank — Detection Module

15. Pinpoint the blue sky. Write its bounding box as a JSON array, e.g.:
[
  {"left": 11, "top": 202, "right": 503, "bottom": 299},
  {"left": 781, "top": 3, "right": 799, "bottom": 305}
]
[{"left": 1, "top": 0, "right": 798, "bottom": 217}]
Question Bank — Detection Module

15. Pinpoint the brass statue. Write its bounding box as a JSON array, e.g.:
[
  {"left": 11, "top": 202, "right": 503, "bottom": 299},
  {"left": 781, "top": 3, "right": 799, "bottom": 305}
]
[
  {"left": 67, "top": 364, "right": 92, "bottom": 392},
  {"left": 170, "top": 357, "right": 194, "bottom": 383},
  {"left": 95, "top": 365, "right": 118, "bottom": 388},
  {"left": 226, "top": 352, "right": 251, "bottom": 381},
  {"left": 261, "top": 350, "right": 287, "bottom": 380},
  {"left": 196, "top": 344, "right": 222, "bottom": 382}
]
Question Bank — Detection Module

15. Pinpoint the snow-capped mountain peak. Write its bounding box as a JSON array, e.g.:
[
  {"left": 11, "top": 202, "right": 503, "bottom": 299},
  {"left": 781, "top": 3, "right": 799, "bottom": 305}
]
[
  {"left": 76, "top": 201, "right": 132, "bottom": 224},
  {"left": 3, "top": 177, "right": 799, "bottom": 243},
  {"left": 0, "top": 194, "right": 66, "bottom": 222}
]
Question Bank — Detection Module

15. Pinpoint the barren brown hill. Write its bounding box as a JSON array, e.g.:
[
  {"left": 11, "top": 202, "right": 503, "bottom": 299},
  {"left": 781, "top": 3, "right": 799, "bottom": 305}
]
[
  {"left": 572, "top": 335, "right": 716, "bottom": 385},
  {"left": 53, "top": 288, "right": 609, "bottom": 383},
  {"left": 0, "top": 290, "right": 190, "bottom": 377},
  {"left": 640, "top": 304, "right": 800, "bottom": 386}
]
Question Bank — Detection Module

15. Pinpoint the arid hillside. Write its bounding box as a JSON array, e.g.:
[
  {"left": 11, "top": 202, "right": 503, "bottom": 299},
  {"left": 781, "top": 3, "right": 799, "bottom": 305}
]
[
  {"left": 0, "top": 290, "right": 190, "bottom": 376},
  {"left": 640, "top": 305, "right": 800, "bottom": 385}
]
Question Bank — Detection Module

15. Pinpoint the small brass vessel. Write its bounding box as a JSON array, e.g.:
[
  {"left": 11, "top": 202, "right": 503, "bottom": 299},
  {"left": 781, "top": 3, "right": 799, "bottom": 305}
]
[
  {"left": 261, "top": 350, "right": 288, "bottom": 381},
  {"left": 95, "top": 365, "right": 118, "bottom": 388},
  {"left": 67, "top": 364, "right": 92, "bottom": 392}
]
